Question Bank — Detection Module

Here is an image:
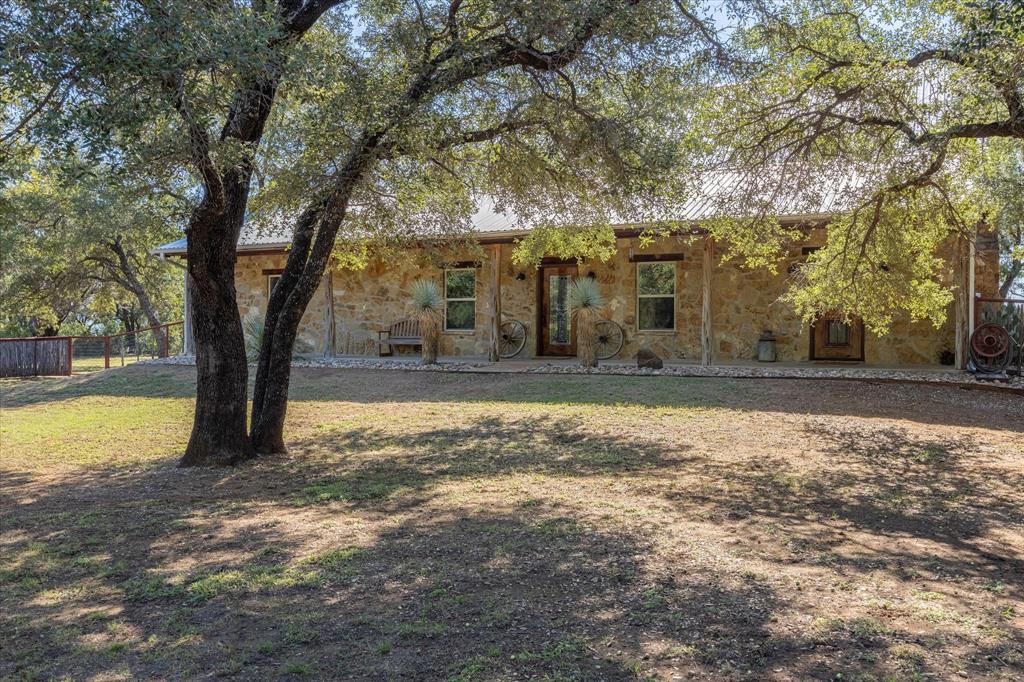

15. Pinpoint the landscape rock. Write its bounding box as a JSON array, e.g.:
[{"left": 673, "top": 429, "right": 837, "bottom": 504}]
[{"left": 636, "top": 347, "right": 664, "bottom": 369}]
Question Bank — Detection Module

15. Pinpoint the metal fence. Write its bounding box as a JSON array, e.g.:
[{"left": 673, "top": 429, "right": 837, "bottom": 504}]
[
  {"left": 0, "top": 322, "right": 183, "bottom": 377},
  {"left": 975, "top": 297, "right": 1024, "bottom": 375}
]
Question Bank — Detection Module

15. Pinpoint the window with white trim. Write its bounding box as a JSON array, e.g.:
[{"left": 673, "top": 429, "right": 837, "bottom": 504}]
[
  {"left": 444, "top": 268, "right": 476, "bottom": 331},
  {"left": 637, "top": 262, "right": 676, "bottom": 331},
  {"left": 267, "top": 274, "right": 282, "bottom": 298}
]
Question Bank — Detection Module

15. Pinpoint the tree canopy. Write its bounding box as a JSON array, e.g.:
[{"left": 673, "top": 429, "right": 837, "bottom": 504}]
[
  {"left": 696, "top": 0, "right": 1023, "bottom": 330},
  {"left": 0, "top": 155, "right": 184, "bottom": 336}
]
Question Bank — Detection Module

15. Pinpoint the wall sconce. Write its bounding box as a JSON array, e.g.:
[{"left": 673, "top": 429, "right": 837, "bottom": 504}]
[
  {"left": 587, "top": 271, "right": 597, "bottom": 279},
  {"left": 514, "top": 273, "right": 526, "bottom": 281}
]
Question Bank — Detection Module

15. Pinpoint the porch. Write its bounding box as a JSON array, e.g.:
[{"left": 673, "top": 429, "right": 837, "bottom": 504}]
[{"left": 288, "top": 353, "right": 1022, "bottom": 392}]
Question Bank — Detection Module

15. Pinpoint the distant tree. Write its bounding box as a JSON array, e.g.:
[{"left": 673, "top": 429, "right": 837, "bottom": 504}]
[{"left": 0, "top": 158, "right": 183, "bottom": 337}]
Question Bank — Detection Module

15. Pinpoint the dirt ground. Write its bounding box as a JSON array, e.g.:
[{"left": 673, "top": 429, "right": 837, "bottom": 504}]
[{"left": 1, "top": 365, "right": 1022, "bottom": 681}]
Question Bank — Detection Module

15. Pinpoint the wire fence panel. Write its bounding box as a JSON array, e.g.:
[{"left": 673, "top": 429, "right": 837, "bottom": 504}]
[
  {"left": 0, "top": 337, "right": 72, "bottom": 377},
  {"left": 71, "top": 335, "right": 107, "bottom": 373},
  {"left": 103, "top": 323, "right": 184, "bottom": 369}
]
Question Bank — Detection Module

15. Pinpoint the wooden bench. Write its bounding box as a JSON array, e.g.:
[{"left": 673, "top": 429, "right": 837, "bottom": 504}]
[{"left": 377, "top": 318, "right": 422, "bottom": 356}]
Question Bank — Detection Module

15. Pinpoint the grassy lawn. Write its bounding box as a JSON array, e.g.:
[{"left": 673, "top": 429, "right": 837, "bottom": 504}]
[{"left": 1, "top": 365, "right": 1022, "bottom": 681}]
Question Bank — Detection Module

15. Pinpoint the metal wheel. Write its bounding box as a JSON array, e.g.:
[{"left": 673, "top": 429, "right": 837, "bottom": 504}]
[
  {"left": 970, "top": 322, "right": 1012, "bottom": 372},
  {"left": 498, "top": 319, "right": 527, "bottom": 358},
  {"left": 594, "top": 319, "right": 624, "bottom": 360}
]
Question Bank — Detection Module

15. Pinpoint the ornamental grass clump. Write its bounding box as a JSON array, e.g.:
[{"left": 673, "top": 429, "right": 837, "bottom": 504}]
[
  {"left": 410, "top": 279, "right": 442, "bottom": 364},
  {"left": 569, "top": 277, "right": 605, "bottom": 368}
]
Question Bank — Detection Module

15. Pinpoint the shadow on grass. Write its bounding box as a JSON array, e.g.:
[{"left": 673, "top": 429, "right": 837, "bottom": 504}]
[{"left": 2, "top": 410, "right": 1021, "bottom": 679}]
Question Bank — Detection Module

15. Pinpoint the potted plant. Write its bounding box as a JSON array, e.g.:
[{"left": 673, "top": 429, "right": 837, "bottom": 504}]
[
  {"left": 569, "top": 277, "right": 605, "bottom": 368},
  {"left": 410, "top": 279, "right": 441, "bottom": 365}
]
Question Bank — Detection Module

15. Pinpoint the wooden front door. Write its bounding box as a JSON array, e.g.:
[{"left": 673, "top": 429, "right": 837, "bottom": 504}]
[
  {"left": 539, "top": 264, "right": 577, "bottom": 356},
  {"left": 810, "top": 313, "right": 865, "bottom": 361}
]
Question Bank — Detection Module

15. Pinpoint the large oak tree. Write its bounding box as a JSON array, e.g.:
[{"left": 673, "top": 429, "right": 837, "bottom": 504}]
[
  {"left": 244, "top": 0, "right": 735, "bottom": 454},
  {"left": 3, "top": 0, "right": 734, "bottom": 464},
  {"left": 700, "top": 0, "right": 1023, "bottom": 331}
]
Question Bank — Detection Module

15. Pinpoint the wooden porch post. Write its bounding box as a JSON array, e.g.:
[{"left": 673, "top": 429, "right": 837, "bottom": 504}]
[
  {"left": 182, "top": 268, "right": 194, "bottom": 356},
  {"left": 323, "top": 270, "right": 336, "bottom": 358},
  {"left": 488, "top": 244, "right": 502, "bottom": 362},
  {"left": 701, "top": 235, "right": 714, "bottom": 366},
  {"left": 954, "top": 234, "right": 968, "bottom": 369}
]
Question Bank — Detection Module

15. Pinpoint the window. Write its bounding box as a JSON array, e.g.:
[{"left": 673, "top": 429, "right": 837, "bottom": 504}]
[
  {"left": 267, "top": 274, "right": 282, "bottom": 297},
  {"left": 444, "top": 269, "right": 476, "bottom": 331},
  {"left": 826, "top": 320, "right": 850, "bottom": 346},
  {"left": 637, "top": 262, "right": 676, "bottom": 331}
]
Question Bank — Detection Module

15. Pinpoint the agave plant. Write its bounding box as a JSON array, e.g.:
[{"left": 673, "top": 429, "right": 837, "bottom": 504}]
[
  {"left": 410, "top": 279, "right": 442, "bottom": 364},
  {"left": 569, "top": 277, "right": 605, "bottom": 368}
]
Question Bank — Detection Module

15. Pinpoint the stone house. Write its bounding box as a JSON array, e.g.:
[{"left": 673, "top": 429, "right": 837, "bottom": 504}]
[{"left": 155, "top": 207, "right": 1000, "bottom": 366}]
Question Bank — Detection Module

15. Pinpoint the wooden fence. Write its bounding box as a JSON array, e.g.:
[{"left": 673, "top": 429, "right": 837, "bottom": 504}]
[{"left": 0, "top": 336, "right": 72, "bottom": 377}]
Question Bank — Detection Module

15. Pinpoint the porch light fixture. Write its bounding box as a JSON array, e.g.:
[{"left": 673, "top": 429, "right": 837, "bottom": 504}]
[{"left": 514, "top": 272, "right": 526, "bottom": 281}]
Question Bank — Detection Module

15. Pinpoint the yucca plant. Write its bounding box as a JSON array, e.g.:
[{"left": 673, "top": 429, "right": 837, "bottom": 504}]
[
  {"left": 569, "top": 277, "right": 605, "bottom": 368},
  {"left": 410, "top": 279, "right": 442, "bottom": 364},
  {"left": 243, "top": 315, "right": 264, "bottom": 363}
]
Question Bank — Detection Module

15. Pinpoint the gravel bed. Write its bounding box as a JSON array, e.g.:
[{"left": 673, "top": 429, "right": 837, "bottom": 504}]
[
  {"left": 140, "top": 354, "right": 1023, "bottom": 390},
  {"left": 143, "top": 354, "right": 486, "bottom": 372},
  {"left": 526, "top": 361, "right": 1024, "bottom": 388}
]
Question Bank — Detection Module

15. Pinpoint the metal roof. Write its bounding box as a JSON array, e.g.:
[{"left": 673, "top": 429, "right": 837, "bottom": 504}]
[{"left": 152, "top": 174, "right": 852, "bottom": 256}]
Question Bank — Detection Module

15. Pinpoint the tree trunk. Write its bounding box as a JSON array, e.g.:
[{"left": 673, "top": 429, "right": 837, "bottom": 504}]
[
  {"left": 106, "top": 236, "right": 166, "bottom": 350},
  {"left": 250, "top": 135, "right": 383, "bottom": 454},
  {"left": 179, "top": 193, "right": 254, "bottom": 467},
  {"left": 166, "top": 0, "right": 335, "bottom": 464},
  {"left": 420, "top": 309, "right": 439, "bottom": 364},
  {"left": 249, "top": 205, "right": 327, "bottom": 453}
]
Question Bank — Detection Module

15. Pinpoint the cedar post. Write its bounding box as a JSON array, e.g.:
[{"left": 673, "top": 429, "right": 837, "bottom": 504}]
[
  {"left": 104, "top": 336, "right": 111, "bottom": 369},
  {"left": 323, "top": 271, "right": 336, "bottom": 357},
  {"left": 488, "top": 244, "right": 502, "bottom": 362},
  {"left": 182, "top": 268, "right": 194, "bottom": 356},
  {"left": 954, "top": 234, "right": 968, "bottom": 369},
  {"left": 700, "top": 236, "right": 714, "bottom": 366},
  {"left": 66, "top": 336, "right": 73, "bottom": 375}
]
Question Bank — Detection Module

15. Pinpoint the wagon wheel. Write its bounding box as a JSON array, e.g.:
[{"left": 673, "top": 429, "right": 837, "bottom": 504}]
[
  {"left": 594, "top": 320, "right": 624, "bottom": 360},
  {"left": 498, "top": 319, "right": 527, "bottom": 358},
  {"left": 970, "top": 322, "right": 1011, "bottom": 372}
]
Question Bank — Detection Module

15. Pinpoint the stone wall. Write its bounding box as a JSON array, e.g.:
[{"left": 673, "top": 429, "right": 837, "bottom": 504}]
[{"left": 233, "top": 230, "right": 984, "bottom": 366}]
